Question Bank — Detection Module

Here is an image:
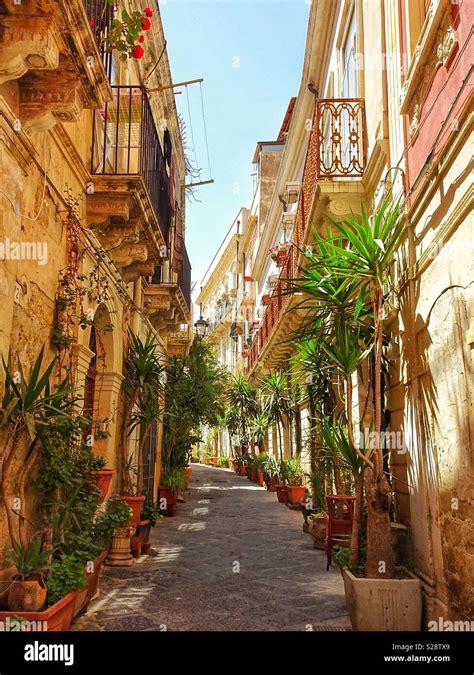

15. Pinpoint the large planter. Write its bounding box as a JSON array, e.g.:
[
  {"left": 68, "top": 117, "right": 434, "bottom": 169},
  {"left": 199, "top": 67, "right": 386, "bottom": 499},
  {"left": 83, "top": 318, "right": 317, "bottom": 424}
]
[
  {"left": 238, "top": 465, "right": 247, "bottom": 477},
  {"left": 275, "top": 484, "right": 289, "bottom": 504},
  {"left": 158, "top": 486, "right": 177, "bottom": 516},
  {"left": 118, "top": 495, "right": 145, "bottom": 525},
  {"left": 343, "top": 568, "right": 422, "bottom": 631},
  {"left": 309, "top": 514, "right": 328, "bottom": 550},
  {"left": 257, "top": 470, "right": 265, "bottom": 487},
  {"left": 286, "top": 485, "right": 306, "bottom": 505},
  {"left": 94, "top": 469, "right": 115, "bottom": 504},
  {"left": 0, "top": 590, "right": 77, "bottom": 631},
  {"left": 8, "top": 573, "right": 47, "bottom": 612},
  {"left": 81, "top": 550, "right": 107, "bottom": 613}
]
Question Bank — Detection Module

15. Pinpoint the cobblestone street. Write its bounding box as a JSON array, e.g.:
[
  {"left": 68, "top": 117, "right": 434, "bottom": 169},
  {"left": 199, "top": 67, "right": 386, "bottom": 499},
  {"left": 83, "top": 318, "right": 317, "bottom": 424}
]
[{"left": 73, "top": 465, "right": 350, "bottom": 632}]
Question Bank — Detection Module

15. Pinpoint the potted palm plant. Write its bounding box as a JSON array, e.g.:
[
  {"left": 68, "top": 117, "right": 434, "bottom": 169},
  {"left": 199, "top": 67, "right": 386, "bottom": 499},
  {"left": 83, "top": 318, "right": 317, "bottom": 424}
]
[
  {"left": 295, "top": 196, "right": 421, "bottom": 630},
  {"left": 284, "top": 458, "right": 307, "bottom": 504}
]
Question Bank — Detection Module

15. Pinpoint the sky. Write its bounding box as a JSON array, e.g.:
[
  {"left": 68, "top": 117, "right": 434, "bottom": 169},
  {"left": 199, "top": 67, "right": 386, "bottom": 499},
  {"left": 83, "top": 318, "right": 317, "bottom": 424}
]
[{"left": 160, "top": 0, "right": 310, "bottom": 297}]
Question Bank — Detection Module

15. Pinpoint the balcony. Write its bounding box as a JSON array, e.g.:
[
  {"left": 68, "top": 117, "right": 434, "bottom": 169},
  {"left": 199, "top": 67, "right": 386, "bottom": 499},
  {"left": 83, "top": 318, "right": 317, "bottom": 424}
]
[
  {"left": 144, "top": 246, "right": 191, "bottom": 336},
  {"left": 294, "top": 97, "right": 367, "bottom": 247},
  {"left": 167, "top": 326, "right": 192, "bottom": 357},
  {"left": 247, "top": 98, "right": 367, "bottom": 376},
  {"left": 87, "top": 85, "right": 172, "bottom": 282},
  {"left": 0, "top": 0, "right": 113, "bottom": 131}
]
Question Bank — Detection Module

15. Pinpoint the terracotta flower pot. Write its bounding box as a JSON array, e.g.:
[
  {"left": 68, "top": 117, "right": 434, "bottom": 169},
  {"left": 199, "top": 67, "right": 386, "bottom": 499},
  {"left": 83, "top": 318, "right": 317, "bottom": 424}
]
[
  {"left": 238, "top": 465, "right": 247, "bottom": 476},
  {"left": 82, "top": 551, "right": 107, "bottom": 612},
  {"left": 118, "top": 495, "right": 145, "bottom": 525},
  {"left": 286, "top": 485, "right": 306, "bottom": 504},
  {"left": 158, "top": 486, "right": 177, "bottom": 516},
  {"left": 0, "top": 590, "right": 77, "bottom": 631},
  {"left": 185, "top": 467, "right": 192, "bottom": 484},
  {"left": 276, "top": 250, "right": 287, "bottom": 267},
  {"left": 257, "top": 470, "right": 265, "bottom": 487},
  {"left": 265, "top": 476, "right": 279, "bottom": 492},
  {"left": 131, "top": 520, "right": 151, "bottom": 558},
  {"left": 262, "top": 294, "right": 271, "bottom": 305},
  {"left": 8, "top": 573, "right": 46, "bottom": 612},
  {"left": 94, "top": 469, "right": 115, "bottom": 504},
  {"left": 275, "top": 484, "right": 289, "bottom": 504}
]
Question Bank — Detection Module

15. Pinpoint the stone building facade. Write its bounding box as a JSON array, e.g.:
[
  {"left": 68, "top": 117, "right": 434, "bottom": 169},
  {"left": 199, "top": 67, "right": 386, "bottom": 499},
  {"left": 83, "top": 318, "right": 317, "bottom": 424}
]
[
  {"left": 202, "top": 0, "right": 473, "bottom": 623},
  {"left": 0, "top": 1, "right": 192, "bottom": 569}
]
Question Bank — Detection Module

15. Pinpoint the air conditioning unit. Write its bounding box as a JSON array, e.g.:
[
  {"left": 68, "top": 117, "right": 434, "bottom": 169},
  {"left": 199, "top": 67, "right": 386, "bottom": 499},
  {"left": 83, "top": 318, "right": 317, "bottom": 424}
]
[
  {"left": 282, "top": 212, "right": 295, "bottom": 228},
  {"left": 285, "top": 181, "right": 300, "bottom": 203}
]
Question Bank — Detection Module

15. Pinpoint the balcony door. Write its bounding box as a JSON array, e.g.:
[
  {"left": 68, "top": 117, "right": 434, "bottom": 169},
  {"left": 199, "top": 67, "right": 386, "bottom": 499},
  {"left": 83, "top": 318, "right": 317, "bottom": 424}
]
[{"left": 340, "top": 7, "right": 360, "bottom": 174}]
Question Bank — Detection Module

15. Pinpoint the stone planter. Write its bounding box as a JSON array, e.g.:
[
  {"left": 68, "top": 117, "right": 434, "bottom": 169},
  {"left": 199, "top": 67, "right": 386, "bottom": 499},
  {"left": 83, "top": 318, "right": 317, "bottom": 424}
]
[
  {"left": 0, "top": 590, "right": 77, "bottom": 631},
  {"left": 342, "top": 568, "right": 422, "bottom": 631},
  {"left": 309, "top": 514, "right": 327, "bottom": 550},
  {"left": 105, "top": 526, "right": 135, "bottom": 567}
]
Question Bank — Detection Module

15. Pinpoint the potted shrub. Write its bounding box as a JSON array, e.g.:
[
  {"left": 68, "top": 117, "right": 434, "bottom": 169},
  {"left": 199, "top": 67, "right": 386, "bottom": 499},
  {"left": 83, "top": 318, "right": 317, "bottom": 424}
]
[
  {"left": 253, "top": 452, "right": 268, "bottom": 487},
  {"left": 7, "top": 538, "right": 51, "bottom": 612},
  {"left": 90, "top": 455, "right": 115, "bottom": 504},
  {"left": 158, "top": 468, "right": 186, "bottom": 516},
  {"left": 46, "top": 554, "right": 87, "bottom": 621},
  {"left": 234, "top": 454, "right": 248, "bottom": 477},
  {"left": 284, "top": 458, "right": 306, "bottom": 504},
  {"left": 118, "top": 457, "right": 145, "bottom": 526},
  {"left": 264, "top": 456, "right": 280, "bottom": 491}
]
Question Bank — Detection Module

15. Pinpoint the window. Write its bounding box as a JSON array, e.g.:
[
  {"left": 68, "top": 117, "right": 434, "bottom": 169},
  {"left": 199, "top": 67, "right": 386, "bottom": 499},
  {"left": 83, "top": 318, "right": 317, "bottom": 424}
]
[{"left": 341, "top": 8, "right": 357, "bottom": 98}]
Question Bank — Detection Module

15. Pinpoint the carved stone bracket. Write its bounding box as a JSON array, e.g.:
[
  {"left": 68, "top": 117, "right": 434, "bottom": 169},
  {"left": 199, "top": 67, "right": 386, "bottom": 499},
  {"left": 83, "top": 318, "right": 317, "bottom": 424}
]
[
  {"left": 0, "top": 15, "right": 61, "bottom": 85},
  {"left": 19, "top": 68, "right": 84, "bottom": 132}
]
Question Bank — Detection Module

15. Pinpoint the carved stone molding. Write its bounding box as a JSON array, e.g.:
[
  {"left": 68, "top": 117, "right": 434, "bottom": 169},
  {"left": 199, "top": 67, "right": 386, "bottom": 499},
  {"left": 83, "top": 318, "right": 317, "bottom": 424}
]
[
  {"left": 19, "top": 70, "right": 84, "bottom": 132},
  {"left": 0, "top": 15, "right": 61, "bottom": 85},
  {"left": 436, "top": 25, "right": 457, "bottom": 66}
]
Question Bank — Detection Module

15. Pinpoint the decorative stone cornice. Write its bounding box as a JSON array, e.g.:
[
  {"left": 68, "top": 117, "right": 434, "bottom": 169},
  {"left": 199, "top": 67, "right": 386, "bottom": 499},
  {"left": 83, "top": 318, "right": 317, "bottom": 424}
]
[{"left": 0, "top": 15, "right": 61, "bottom": 85}]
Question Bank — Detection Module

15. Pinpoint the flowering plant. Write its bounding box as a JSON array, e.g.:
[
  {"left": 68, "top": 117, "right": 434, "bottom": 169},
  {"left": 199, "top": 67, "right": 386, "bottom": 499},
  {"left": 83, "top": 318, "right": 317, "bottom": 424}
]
[
  {"left": 268, "top": 242, "right": 290, "bottom": 260},
  {"left": 104, "top": 1, "right": 154, "bottom": 60}
]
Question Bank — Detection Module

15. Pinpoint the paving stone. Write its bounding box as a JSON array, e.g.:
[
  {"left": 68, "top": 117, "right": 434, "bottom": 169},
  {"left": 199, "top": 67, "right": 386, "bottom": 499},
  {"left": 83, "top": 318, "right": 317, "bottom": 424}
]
[{"left": 73, "top": 465, "right": 351, "bottom": 632}]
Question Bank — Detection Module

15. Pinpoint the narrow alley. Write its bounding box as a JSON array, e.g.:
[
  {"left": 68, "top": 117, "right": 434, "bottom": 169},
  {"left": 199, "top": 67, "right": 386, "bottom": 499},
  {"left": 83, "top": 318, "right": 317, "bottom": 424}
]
[{"left": 73, "top": 465, "right": 350, "bottom": 632}]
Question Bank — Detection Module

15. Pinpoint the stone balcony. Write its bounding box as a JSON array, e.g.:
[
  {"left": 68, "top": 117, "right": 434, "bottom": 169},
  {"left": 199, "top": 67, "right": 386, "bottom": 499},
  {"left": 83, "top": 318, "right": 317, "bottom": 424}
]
[
  {"left": 0, "top": 0, "right": 113, "bottom": 132},
  {"left": 143, "top": 249, "right": 191, "bottom": 337},
  {"left": 167, "top": 327, "right": 192, "bottom": 357}
]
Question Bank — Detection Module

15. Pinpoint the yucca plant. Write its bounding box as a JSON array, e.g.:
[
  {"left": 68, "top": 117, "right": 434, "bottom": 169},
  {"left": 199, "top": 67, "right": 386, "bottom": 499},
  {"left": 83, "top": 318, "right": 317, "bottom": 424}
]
[
  {"left": 260, "top": 371, "right": 293, "bottom": 460},
  {"left": 0, "top": 347, "right": 74, "bottom": 549},
  {"left": 251, "top": 413, "right": 269, "bottom": 453},
  {"left": 7, "top": 537, "right": 52, "bottom": 581},
  {"left": 293, "top": 196, "right": 404, "bottom": 578},
  {"left": 225, "top": 374, "right": 260, "bottom": 452},
  {"left": 120, "top": 330, "right": 164, "bottom": 493}
]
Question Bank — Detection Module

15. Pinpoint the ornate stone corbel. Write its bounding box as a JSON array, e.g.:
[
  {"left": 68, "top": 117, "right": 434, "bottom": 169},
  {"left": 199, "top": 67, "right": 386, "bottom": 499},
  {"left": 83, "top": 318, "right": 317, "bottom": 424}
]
[{"left": 0, "top": 16, "right": 61, "bottom": 85}]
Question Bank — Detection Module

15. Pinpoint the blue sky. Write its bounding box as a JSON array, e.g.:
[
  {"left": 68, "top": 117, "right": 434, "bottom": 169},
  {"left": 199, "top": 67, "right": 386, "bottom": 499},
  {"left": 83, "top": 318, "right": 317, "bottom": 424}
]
[{"left": 160, "top": 0, "right": 309, "bottom": 294}]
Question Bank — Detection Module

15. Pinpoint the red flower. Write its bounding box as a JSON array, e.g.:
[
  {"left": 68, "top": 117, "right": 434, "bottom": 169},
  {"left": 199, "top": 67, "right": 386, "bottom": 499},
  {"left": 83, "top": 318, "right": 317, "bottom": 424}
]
[
  {"left": 131, "top": 44, "right": 145, "bottom": 59},
  {"left": 141, "top": 17, "right": 151, "bottom": 30},
  {"left": 139, "top": 35, "right": 145, "bottom": 43},
  {"left": 144, "top": 7, "right": 153, "bottom": 17}
]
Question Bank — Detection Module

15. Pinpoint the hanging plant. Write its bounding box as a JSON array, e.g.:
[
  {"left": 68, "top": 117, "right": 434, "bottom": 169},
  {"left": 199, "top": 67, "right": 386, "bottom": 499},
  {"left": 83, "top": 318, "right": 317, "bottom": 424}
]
[{"left": 104, "top": 1, "right": 154, "bottom": 61}]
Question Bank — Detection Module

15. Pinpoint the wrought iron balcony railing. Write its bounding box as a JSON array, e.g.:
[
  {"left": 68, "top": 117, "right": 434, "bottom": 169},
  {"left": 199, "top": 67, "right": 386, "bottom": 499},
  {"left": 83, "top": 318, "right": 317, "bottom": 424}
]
[
  {"left": 316, "top": 98, "right": 367, "bottom": 179},
  {"left": 91, "top": 85, "right": 172, "bottom": 244},
  {"left": 82, "top": 0, "right": 114, "bottom": 75}
]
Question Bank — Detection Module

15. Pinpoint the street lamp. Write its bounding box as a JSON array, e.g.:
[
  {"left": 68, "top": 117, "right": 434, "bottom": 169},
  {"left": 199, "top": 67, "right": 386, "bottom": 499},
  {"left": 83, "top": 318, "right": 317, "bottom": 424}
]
[
  {"left": 194, "top": 315, "right": 209, "bottom": 339},
  {"left": 194, "top": 290, "right": 209, "bottom": 339}
]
